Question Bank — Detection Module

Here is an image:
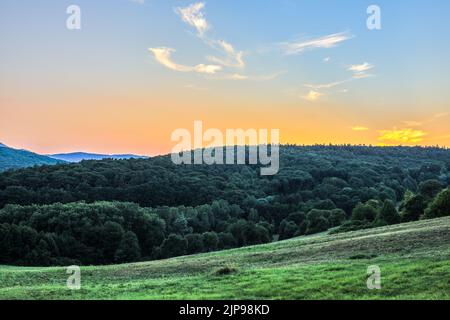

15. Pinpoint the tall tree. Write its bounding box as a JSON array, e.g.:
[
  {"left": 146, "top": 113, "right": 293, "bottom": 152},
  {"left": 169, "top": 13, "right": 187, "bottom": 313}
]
[{"left": 115, "top": 231, "right": 141, "bottom": 263}]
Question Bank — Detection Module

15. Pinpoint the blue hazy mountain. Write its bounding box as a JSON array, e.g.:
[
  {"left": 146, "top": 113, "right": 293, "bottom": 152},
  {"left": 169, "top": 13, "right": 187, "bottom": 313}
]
[
  {"left": 48, "top": 152, "right": 148, "bottom": 163},
  {"left": 0, "top": 142, "right": 65, "bottom": 171}
]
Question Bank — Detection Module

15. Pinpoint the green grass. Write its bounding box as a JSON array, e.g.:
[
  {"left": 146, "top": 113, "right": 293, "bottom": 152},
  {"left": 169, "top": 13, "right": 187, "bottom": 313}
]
[{"left": 1, "top": 217, "right": 450, "bottom": 300}]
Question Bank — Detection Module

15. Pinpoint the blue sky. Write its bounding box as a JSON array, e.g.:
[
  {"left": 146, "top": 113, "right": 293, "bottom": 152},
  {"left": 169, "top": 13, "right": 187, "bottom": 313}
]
[{"left": 1, "top": 0, "right": 450, "bottom": 154}]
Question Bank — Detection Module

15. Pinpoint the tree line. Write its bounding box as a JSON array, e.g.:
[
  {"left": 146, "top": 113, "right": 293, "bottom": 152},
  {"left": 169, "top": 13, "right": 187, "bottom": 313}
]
[{"left": 0, "top": 145, "right": 449, "bottom": 266}]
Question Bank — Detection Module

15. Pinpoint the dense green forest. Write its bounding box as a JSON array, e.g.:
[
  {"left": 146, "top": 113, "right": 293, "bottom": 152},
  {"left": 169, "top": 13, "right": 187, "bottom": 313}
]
[{"left": 1, "top": 145, "right": 450, "bottom": 266}]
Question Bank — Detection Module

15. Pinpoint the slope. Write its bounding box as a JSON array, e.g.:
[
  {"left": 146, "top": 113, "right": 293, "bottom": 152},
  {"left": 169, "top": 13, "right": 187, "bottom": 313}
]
[
  {"left": 0, "top": 143, "right": 64, "bottom": 171},
  {"left": 0, "top": 216, "right": 449, "bottom": 300}
]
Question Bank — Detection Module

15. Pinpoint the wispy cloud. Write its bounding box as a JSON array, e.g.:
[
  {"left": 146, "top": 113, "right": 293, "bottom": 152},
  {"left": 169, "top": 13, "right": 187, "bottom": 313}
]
[
  {"left": 129, "top": 0, "right": 145, "bottom": 4},
  {"left": 433, "top": 112, "right": 450, "bottom": 119},
  {"left": 184, "top": 84, "right": 208, "bottom": 91},
  {"left": 299, "top": 62, "right": 374, "bottom": 101},
  {"left": 282, "top": 32, "right": 352, "bottom": 55},
  {"left": 348, "top": 62, "right": 375, "bottom": 78},
  {"left": 378, "top": 128, "right": 427, "bottom": 144},
  {"left": 402, "top": 112, "right": 449, "bottom": 127},
  {"left": 302, "top": 90, "right": 323, "bottom": 102},
  {"left": 348, "top": 62, "right": 373, "bottom": 73},
  {"left": 176, "top": 2, "right": 209, "bottom": 37},
  {"left": 402, "top": 120, "right": 423, "bottom": 127},
  {"left": 352, "top": 73, "right": 374, "bottom": 79},
  {"left": 300, "top": 79, "right": 350, "bottom": 101},
  {"left": 207, "top": 40, "right": 245, "bottom": 68},
  {"left": 148, "top": 47, "right": 222, "bottom": 74},
  {"left": 352, "top": 126, "right": 369, "bottom": 132},
  {"left": 305, "top": 79, "right": 350, "bottom": 90},
  {"left": 211, "top": 71, "right": 283, "bottom": 81},
  {"left": 175, "top": 3, "right": 247, "bottom": 71}
]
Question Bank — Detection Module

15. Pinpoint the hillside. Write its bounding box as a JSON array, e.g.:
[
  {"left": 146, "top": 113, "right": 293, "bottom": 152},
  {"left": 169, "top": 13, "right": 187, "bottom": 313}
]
[
  {"left": 1, "top": 145, "right": 449, "bottom": 209},
  {"left": 48, "top": 152, "right": 148, "bottom": 163},
  {"left": 1, "top": 145, "right": 449, "bottom": 268},
  {"left": 0, "top": 216, "right": 449, "bottom": 300},
  {"left": 0, "top": 143, "right": 64, "bottom": 172}
]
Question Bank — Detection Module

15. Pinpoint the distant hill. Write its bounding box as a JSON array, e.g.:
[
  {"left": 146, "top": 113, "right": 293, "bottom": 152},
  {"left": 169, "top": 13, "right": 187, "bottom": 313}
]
[
  {"left": 0, "top": 143, "right": 64, "bottom": 172},
  {"left": 48, "top": 152, "right": 148, "bottom": 163},
  {"left": 2, "top": 145, "right": 449, "bottom": 209}
]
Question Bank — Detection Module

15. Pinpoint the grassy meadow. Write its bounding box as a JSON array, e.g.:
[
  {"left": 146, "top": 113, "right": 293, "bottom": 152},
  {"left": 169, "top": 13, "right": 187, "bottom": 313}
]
[{"left": 1, "top": 216, "right": 449, "bottom": 300}]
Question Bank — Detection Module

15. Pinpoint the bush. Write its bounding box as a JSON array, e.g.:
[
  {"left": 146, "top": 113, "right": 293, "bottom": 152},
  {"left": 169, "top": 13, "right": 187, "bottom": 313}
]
[
  {"left": 202, "top": 232, "right": 219, "bottom": 252},
  {"left": 424, "top": 188, "right": 450, "bottom": 219},
  {"left": 160, "top": 234, "right": 187, "bottom": 258},
  {"left": 351, "top": 202, "right": 378, "bottom": 222},
  {"left": 213, "top": 265, "right": 238, "bottom": 276},
  {"left": 185, "top": 234, "right": 204, "bottom": 254},
  {"left": 375, "top": 200, "right": 401, "bottom": 225},
  {"left": 401, "top": 193, "right": 427, "bottom": 222}
]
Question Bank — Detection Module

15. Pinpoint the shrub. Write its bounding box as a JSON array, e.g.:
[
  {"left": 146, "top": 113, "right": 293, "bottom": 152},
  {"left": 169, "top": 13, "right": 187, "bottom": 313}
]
[
  {"left": 424, "top": 188, "right": 450, "bottom": 219},
  {"left": 213, "top": 265, "right": 238, "bottom": 276}
]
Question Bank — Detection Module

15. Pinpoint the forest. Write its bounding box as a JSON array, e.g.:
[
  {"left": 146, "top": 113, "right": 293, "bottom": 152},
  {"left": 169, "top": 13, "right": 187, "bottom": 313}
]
[{"left": 1, "top": 145, "right": 450, "bottom": 266}]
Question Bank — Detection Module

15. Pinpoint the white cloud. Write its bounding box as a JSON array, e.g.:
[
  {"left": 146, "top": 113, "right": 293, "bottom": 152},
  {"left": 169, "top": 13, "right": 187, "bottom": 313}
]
[
  {"left": 175, "top": 3, "right": 246, "bottom": 70},
  {"left": 148, "top": 47, "right": 222, "bottom": 74},
  {"left": 211, "top": 71, "right": 283, "bottom": 81},
  {"left": 176, "top": 2, "right": 209, "bottom": 37},
  {"left": 129, "top": 0, "right": 144, "bottom": 4},
  {"left": 352, "top": 72, "right": 374, "bottom": 79},
  {"left": 194, "top": 64, "right": 222, "bottom": 74},
  {"left": 283, "top": 32, "right": 352, "bottom": 55},
  {"left": 348, "top": 62, "right": 374, "bottom": 73},
  {"left": 304, "top": 79, "right": 350, "bottom": 90},
  {"left": 228, "top": 73, "right": 248, "bottom": 80},
  {"left": 323, "top": 57, "right": 331, "bottom": 62},
  {"left": 302, "top": 90, "right": 323, "bottom": 102},
  {"left": 348, "top": 62, "right": 375, "bottom": 78},
  {"left": 300, "top": 79, "right": 350, "bottom": 101},
  {"left": 207, "top": 40, "right": 245, "bottom": 68},
  {"left": 298, "top": 63, "right": 374, "bottom": 101}
]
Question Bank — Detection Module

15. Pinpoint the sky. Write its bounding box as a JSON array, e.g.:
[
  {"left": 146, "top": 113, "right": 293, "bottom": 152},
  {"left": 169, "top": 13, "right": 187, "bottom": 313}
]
[{"left": 1, "top": 0, "right": 449, "bottom": 155}]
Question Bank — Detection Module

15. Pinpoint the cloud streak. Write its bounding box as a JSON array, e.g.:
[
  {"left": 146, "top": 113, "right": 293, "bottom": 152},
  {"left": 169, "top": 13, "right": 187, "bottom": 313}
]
[
  {"left": 207, "top": 40, "right": 245, "bottom": 68},
  {"left": 283, "top": 32, "right": 352, "bottom": 55},
  {"left": 301, "top": 79, "right": 351, "bottom": 102},
  {"left": 348, "top": 62, "right": 375, "bottom": 78},
  {"left": 305, "top": 79, "right": 350, "bottom": 90},
  {"left": 402, "top": 112, "right": 449, "bottom": 127},
  {"left": 352, "top": 126, "right": 369, "bottom": 131},
  {"left": 348, "top": 62, "right": 373, "bottom": 73},
  {"left": 175, "top": 3, "right": 247, "bottom": 70},
  {"left": 148, "top": 47, "right": 222, "bottom": 74},
  {"left": 214, "top": 71, "right": 283, "bottom": 81}
]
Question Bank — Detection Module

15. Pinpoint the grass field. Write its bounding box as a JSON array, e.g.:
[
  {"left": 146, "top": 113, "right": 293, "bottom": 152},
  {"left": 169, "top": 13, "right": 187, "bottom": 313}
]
[{"left": 1, "top": 217, "right": 449, "bottom": 300}]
